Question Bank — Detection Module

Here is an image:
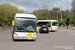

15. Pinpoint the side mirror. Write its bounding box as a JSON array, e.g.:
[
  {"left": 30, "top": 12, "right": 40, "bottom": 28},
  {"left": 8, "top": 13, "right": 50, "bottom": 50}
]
[{"left": 12, "top": 20, "right": 15, "bottom": 26}]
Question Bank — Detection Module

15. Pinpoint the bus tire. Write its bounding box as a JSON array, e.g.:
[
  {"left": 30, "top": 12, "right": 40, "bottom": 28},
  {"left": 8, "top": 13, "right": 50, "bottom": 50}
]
[
  {"left": 33, "top": 39, "right": 36, "bottom": 41},
  {"left": 47, "top": 32, "right": 49, "bottom": 33}
]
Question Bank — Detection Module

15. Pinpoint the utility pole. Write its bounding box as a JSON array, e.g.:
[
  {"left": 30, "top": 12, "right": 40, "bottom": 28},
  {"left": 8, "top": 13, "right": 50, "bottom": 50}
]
[
  {"left": 59, "top": 12, "right": 62, "bottom": 29},
  {"left": 57, "top": 4, "right": 58, "bottom": 21},
  {"left": 53, "top": 11, "right": 62, "bottom": 29},
  {"left": 53, "top": 11, "right": 62, "bottom": 22},
  {"left": 57, "top": 8, "right": 58, "bottom": 21}
]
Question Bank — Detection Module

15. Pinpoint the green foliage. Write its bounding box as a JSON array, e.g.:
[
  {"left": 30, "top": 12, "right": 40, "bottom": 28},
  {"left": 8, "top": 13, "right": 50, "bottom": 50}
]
[
  {"left": 58, "top": 19, "right": 61, "bottom": 23},
  {"left": 72, "top": 0, "right": 75, "bottom": 18},
  {"left": 0, "top": 3, "right": 24, "bottom": 26},
  {"left": 62, "top": 21, "right": 66, "bottom": 26},
  {"left": 72, "top": 18, "right": 75, "bottom": 26},
  {"left": 74, "top": 24, "right": 75, "bottom": 26},
  {"left": 46, "top": 22, "right": 51, "bottom": 27},
  {"left": 32, "top": 8, "right": 71, "bottom": 21},
  {"left": 72, "top": 18, "right": 75, "bottom": 22},
  {"left": 0, "top": 3, "right": 74, "bottom": 26},
  {"left": 32, "top": 8, "right": 75, "bottom": 26}
]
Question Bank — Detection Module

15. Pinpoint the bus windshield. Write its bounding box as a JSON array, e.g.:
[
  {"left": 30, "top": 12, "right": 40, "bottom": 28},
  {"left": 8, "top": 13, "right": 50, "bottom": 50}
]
[
  {"left": 52, "top": 22, "right": 58, "bottom": 26},
  {"left": 37, "top": 22, "right": 51, "bottom": 27},
  {"left": 15, "top": 18, "right": 36, "bottom": 32},
  {"left": 37, "top": 22, "right": 47, "bottom": 27}
]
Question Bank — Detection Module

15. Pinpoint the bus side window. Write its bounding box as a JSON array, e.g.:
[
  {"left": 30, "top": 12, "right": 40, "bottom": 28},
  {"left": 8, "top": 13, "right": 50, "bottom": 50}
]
[{"left": 46, "top": 22, "right": 51, "bottom": 27}]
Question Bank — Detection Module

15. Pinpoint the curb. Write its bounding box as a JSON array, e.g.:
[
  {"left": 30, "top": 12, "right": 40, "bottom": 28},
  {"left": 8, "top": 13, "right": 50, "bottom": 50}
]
[
  {"left": 58, "top": 29, "right": 75, "bottom": 32},
  {"left": 0, "top": 27, "right": 11, "bottom": 30}
]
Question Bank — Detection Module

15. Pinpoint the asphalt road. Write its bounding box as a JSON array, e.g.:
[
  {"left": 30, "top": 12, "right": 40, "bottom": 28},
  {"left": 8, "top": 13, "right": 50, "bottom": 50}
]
[
  {"left": 0, "top": 30, "right": 75, "bottom": 50},
  {"left": 58, "top": 27, "right": 74, "bottom": 30}
]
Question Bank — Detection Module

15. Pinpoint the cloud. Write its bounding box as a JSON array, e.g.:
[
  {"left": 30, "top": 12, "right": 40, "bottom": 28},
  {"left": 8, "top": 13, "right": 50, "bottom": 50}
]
[{"left": 3, "top": 0, "right": 73, "bottom": 12}]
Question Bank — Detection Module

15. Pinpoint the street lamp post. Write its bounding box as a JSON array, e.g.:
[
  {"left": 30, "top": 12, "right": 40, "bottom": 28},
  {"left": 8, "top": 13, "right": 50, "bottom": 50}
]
[
  {"left": 57, "top": 8, "right": 58, "bottom": 21},
  {"left": 59, "top": 12, "right": 62, "bottom": 29},
  {"left": 53, "top": 11, "right": 62, "bottom": 22},
  {"left": 59, "top": 12, "right": 62, "bottom": 22},
  {"left": 57, "top": 4, "right": 58, "bottom": 21},
  {"left": 53, "top": 11, "right": 62, "bottom": 29}
]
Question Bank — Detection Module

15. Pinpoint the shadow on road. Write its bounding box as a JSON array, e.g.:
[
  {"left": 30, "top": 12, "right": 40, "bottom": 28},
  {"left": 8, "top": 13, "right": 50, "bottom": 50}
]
[
  {"left": 13, "top": 40, "right": 36, "bottom": 42},
  {"left": 39, "top": 32, "right": 49, "bottom": 34},
  {"left": 50, "top": 31, "right": 57, "bottom": 32}
]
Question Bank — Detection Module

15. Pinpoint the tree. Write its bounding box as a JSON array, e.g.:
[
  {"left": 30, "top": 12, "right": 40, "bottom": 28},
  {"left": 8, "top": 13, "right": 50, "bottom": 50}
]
[
  {"left": 0, "top": 3, "right": 24, "bottom": 26},
  {"left": 32, "top": 8, "right": 61, "bottom": 20},
  {"left": 72, "top": 0, "right": 75, "bottom": 18},
  {"left": 72, "top": 0, "right": 75, "bottom": 26},
  {"left": 46, "top": 22, "right": 51, "bottom": 27},
  {"left": 31, "top": 7, "right": 72, "bottom": 26}
]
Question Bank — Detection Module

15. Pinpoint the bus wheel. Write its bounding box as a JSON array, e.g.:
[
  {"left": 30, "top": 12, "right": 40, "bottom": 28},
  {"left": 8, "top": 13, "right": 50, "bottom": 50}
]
[{"left": 33, "top": 39, "right": 36, "bottom": 41}]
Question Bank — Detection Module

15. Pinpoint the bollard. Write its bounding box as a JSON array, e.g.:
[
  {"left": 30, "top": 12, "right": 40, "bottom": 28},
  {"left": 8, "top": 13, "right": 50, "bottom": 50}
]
[
  {"left": 61, "top": 26, "right": 62, "bottom": 30},
  {"left": 73, "top": 27, "right": 75, "bottom": 29},
  {"left": 67, "top": 25, "right": 68, "bottom": 30}
]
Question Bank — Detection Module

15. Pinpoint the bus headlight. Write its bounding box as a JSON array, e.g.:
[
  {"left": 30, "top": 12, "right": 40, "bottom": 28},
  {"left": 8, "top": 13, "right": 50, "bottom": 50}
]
[
  {"left": 33, "top": 34, "right": 37, "bottom": 37},
  {"left": 14, "top": 33, "right": 18, "bottom": 36}
]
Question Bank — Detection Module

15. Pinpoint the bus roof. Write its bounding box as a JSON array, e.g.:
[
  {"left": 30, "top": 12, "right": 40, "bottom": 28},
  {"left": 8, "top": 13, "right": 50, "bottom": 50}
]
[
  {"left": 15, "top": 13, "right": 36, "bottom": 18},
  {"left": 37, "top": 20, "right": 58, "bottom": 22}
]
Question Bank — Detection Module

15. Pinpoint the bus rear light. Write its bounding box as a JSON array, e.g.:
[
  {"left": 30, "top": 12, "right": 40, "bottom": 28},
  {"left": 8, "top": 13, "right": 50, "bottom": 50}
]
[{"left": 51, "top": 27, "right": 53, "bottom": 29}]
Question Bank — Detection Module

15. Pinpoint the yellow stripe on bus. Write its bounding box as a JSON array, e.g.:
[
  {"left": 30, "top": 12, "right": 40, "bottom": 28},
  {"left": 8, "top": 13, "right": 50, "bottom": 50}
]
[
  {"left": 49, "top": 29, "right": 50, "bottom": 31},
  {"left": 37, "top": 27, "right": 39, "bottom": 32},
  {"left": 48, "top": 27, "right": 51, "bottom": 31},
  {"left": 27, "top": 32, "right": 33, "bottom": 40},
  {"left": 56, "top": 26, "right": 58, "bottom": 30},
  {"left": 56, "top": 26, "right": 58, "bottom": 27}
]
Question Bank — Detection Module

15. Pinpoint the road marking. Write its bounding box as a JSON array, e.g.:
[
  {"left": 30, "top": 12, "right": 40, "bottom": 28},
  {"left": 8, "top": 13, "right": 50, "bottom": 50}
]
[{"left": 58, "top": 30, "right": 75, "bottom": 32}]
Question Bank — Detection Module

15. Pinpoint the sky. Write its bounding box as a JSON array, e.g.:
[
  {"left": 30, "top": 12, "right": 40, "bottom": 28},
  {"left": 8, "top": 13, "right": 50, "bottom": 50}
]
[{"left": 0, "top": 0, "right": 73, "bottom": 13}]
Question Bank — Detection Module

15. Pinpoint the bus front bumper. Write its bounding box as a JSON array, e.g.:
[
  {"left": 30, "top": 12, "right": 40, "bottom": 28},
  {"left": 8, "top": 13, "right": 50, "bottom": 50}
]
[{"left": 13, "top": 36, "right": 36, "bottom": 40}]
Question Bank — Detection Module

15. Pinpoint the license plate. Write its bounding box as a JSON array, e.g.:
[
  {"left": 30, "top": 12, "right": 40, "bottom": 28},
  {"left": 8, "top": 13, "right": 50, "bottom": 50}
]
[{"left": 43, "top": 28, "right": 47, "bottom": 30}]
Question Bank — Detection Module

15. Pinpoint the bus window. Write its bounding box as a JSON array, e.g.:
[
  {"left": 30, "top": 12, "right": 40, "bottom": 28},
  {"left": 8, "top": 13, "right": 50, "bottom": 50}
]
[
  {"left": 52, "top": 22, "right": 58, "bottom": 26},
  {"left": 46, "top": 22, "right": 51, "bottom": 27},
  {"left": 37, "top": 22, "right": 48, "bottom": 27}
]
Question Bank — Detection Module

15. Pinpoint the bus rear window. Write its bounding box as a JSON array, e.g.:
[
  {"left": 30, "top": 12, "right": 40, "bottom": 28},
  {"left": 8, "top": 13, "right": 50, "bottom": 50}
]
[{"left": 52, "top": 22, "right": 57, "bottom": 26}]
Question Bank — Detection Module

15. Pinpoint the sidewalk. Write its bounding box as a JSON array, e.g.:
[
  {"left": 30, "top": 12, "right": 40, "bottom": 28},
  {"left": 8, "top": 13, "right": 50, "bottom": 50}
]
[
  {"left": 0, "top": 26, "right": 11, "bottom": 30},
  {"left": 58, "top": 28, "right": 75, "bottom": 32}
]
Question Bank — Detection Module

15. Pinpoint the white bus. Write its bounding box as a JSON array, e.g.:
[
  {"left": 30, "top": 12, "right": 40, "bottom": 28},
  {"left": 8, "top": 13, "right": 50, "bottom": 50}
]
[
  {"left": 37, "top": 20, "right": 58, "bottom": 32},
  {"left": 11, "top": 13, "right": 37, "bottom": 41}
]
